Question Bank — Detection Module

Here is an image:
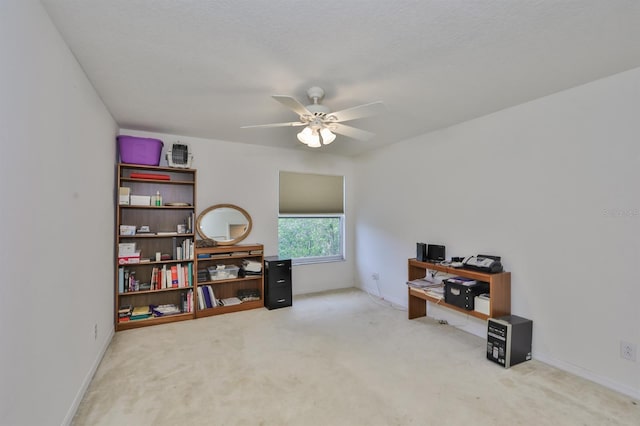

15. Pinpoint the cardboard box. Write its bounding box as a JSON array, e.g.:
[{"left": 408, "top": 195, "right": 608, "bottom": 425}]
[
  {"left": 118, "top": 242, "right": 137, "bottom": 256},
  {"left": 118, "top": 251, "right": 141, "bottom": 265},
  {"left": 119, "top": 187, "right": 130, "bottom": 205},
  {"left": 130, "top": 195, "right": 151, "bottom": 206},
  {"left": 119, "top": 225, "right": 136, "bottom": 236}
]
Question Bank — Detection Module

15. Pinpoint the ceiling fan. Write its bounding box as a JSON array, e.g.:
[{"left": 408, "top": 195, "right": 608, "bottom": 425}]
[{"left": 241, "top": 87, "right": 385, "bottom": 148}]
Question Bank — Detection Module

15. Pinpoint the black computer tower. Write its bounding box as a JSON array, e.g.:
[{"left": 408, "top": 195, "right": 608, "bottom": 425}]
[
  {"left": 264, "top": 257, "right": 292, "bottom": 310},
  {"left": 487, "top": 315, "right": 532, "bottom": 368}
]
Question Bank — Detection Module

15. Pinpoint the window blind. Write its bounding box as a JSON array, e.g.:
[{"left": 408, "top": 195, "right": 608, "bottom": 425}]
[{"left": 279, "top": 171, "right": 344, "bottom": 214}]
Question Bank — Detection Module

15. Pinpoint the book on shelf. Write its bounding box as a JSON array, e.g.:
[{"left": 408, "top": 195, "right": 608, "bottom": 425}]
[
  {"left": 170, "top": 265, "right": 179, "bottom": 288},
  {"left": 118, "top": 267, "right": 125, "bottom": 293},
  {"left": 129, "top": 172, "right": 170, "bottom": 180},
  {"left": 196, "top": 286, "right": 205, "bottom": 310},
  {"left": 206, "top": 286, "right": 217, "bottom": 308},
  {"left": 172, "top": 237, "right": 177, "bottom": 260},
  {"left": 156, "top": 231, "right": 178, "bottom": 236},
  {"left": 200, "top": 285, "right": 212, "bottom": 309}
]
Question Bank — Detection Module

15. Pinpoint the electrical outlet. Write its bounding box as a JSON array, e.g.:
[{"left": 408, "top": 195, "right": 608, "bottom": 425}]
[
  {"left": 94, "top": 323, "right": 98, "bottom": 340},
  {"left": 620, "top": 341, "right": 636, "bottom": 362},
  {"left": 371, "top": 272, "right": 380, "bottom": 281}
]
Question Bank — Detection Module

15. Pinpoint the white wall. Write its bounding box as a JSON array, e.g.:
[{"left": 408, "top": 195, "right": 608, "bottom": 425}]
[
  {"left": 119, "top": 130, "right": 356, "bottom": 295},
  {"left": 354, "top": 67, "right": 640, "bottom": 398},
  {"left": 0, "top": 1, "right": 117, "bottom": 424}
]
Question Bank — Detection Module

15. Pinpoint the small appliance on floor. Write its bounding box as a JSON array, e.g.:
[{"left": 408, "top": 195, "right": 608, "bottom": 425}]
[{"left": 487, "top": 315, "right": 532, "bottom": 368}]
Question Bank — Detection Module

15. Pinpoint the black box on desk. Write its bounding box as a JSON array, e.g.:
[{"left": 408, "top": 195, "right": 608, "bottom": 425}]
[
  {"left": 487, "top": 315, "right": 532, "bottom": 368},
  {"left": 444, "top": 279, "right": 489, "bottom": 310}
]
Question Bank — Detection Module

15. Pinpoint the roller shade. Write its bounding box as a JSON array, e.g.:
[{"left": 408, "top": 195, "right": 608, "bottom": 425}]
[{"left": 279, "top": 171, "right": 344, "bottom": 214}]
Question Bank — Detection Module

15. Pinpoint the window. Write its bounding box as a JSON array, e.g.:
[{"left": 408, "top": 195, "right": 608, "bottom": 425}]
[{"left": 278, "top": 172, "right": 345, "bottom": 264}]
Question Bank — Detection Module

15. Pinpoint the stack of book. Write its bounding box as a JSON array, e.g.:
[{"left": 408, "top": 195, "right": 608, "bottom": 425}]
[
  {"left": 130, "top": 305, "right": 152, "bottom": 321},
  {"left": 118, "top": 305, "right": 132, "bottom": 322}
]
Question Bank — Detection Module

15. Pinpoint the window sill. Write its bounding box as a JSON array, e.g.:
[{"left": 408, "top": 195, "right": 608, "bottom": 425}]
[{"left": 291, "top": 256, "right": 345, "bottom": 266}]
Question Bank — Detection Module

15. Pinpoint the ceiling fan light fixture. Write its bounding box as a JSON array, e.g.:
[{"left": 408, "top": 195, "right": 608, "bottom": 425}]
[
  {"left": 306, "top": 131, "right": 322, "bottom": 148},
  {"left": 297, "top": 126, "right": 314, "bottom": 145},
  {"left": 320, "top": 128, "right": 336, "bottom": 145}
]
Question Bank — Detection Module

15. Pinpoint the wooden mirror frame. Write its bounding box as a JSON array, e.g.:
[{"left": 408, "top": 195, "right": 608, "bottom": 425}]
[{"left": 195, "top": 204, "right": 252, "bottom": 245}]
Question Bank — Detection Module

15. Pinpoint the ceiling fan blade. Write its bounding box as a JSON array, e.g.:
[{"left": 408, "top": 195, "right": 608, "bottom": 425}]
[
  {"left": 272, "top": 95, "right": 313, "bottom": 117},
  {"left": 241, "top": 121, "right": 306, "bottom": 129},
  {"left": 327, "top": 101, "right": 386, "bottom": 123},
  {"left": 330, "top": 123, "right": 376, "bottom": 141}
]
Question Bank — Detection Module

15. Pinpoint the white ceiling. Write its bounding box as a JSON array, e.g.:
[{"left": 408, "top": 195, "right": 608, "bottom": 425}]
[{"left": 41, "top": 0, "right": 640, "bottom": 157}]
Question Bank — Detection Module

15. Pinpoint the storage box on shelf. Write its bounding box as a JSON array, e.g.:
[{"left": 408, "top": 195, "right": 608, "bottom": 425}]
[
  {"left": 194, "top": 244, "right": 264, "bottom": 318},
  {"left": 115, "top": 164, "right": 197, "bottom": 331},
  {"left": 407, "top": 258, "right": 510, "bottom": 321}
]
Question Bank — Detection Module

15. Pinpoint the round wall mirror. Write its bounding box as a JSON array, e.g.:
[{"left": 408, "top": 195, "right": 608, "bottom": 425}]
[{"left": 196, "top": 204, "right": 252, "bottom": 245}]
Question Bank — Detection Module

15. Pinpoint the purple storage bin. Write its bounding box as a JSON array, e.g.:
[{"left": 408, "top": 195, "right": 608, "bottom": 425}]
[{"left": 117, "top": 135, "right": 164, "bottom": 166}]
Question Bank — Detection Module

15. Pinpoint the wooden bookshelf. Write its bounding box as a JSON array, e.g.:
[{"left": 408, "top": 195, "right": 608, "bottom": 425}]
[
  {"left": 115, "top": 164, "right": 197, "bottom": 331},
  {"left": 194, "top": 244, "right": 264, "bottom": 317}
]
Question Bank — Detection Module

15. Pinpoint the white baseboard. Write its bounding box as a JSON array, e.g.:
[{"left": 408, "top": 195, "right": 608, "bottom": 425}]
[
  {"left": 533, "top": 352, "right": 639, "bottom": 400},
  {"left": 61, "top": 328, "right": 115, "bottom": 425}
]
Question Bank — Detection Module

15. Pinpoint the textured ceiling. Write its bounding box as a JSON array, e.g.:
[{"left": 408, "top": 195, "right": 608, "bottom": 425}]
[{"left": 41, "top": 0, "right": 640, "bottom": 157}]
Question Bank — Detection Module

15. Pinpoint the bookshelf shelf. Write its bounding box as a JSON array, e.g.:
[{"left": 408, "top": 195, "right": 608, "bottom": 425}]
[
  {"left": 118, "top": 285, "right": 192, "bottom": 296},
  {"left": 117, "top": 312, "right": 193, "bottom": 330},
  {"left": 115, "top": 164, "right": 197, "bottom": 331},
  {"left": 121, "top": 178, "right": 195, "bottom": 185},
  {"left": 197, "top": 276, "right": 262, "bottom": 286}
]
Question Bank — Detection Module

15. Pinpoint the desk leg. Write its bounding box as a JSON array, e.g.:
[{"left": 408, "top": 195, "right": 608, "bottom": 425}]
[{"left": 408, "top": 288, "right": 427, "bottom": 319}]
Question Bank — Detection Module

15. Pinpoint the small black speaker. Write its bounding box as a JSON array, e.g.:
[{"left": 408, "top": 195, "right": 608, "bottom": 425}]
[{"left": 416, "top": 243, "right": 427, "bottom": 262}]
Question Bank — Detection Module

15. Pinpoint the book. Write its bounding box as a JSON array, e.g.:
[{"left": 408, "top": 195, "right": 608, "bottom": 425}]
[
  {"left": 207, "top": 285, "right": 217, "bottom": 308},
  {"left": 196, "top": 286, "right": 205, "bottom": 310},
  {"left": 118, "top": 267, "right": 124, "bottom": 293},
  {"left": 129, "top": 172, "right": 170, "bottom": 180},
  {"left": 201, "top": 285, "right": 213, "bottom": 308},
  {"left": 170, "top": 265, "right": 179, "bottom": 288},
  {"left": 172, "top": 236, "right": 178, "bottom": 260}
]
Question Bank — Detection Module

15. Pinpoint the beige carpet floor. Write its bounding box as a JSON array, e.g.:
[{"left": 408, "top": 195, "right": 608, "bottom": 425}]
[{"left": 72, "top": 288, "right": 639, "bottom": 425}]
